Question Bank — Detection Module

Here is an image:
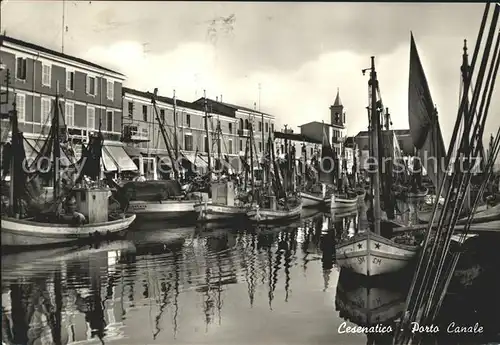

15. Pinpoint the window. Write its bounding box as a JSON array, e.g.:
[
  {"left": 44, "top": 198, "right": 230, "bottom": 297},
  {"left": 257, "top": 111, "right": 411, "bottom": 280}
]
[
  {"left": 310, "top": 148, "right": 313, "bottom": 156},
  {"left": 86, "top": 75, "right": 97, "bottom": 95},
  {"left": 141, "top": 127, "right": 148, "bottom": 137},
  {"left": 184, "top": 134, "right": 193, "bottom": 151},
  {"left": 265, "top": 122, "right": 269, "bottom": 133},
  {"left": 128, "top": 102, "right": 134, "bottom": 118},
  {"left": 16, "top": 57, "right": 27, "bottom": 80},
  {"left": 228, "top": 123, "right": 232, "bottom": 134},
  {"left": 106, "top": 110, "right": 113, "bottom": 132},
  {"left": 186, "top": 114, "right": 191, "bottom": 128},
  {"left": 41, "top": 97, "right": 51, "bottom": 125},
  {"left": 204, "top": 136, "right": 209, "bottom": 153},
  {"left": 42, "top": 64, "right": 51, "bottom": 87},
  {"left": 271, "top": 123, "right": 274, "bottom": 133},
  {"left": 245, "top": 119, "right": 249, "bottom": 130},
  {"left": 258, "top": 121, "right": 262, "bottom": 132},
  {"left": 65, "top": 102, "right": 74, "bottom": 127},
  {"left": 106, "top": 80, "right": 114, "bottom": 100},
  {"left": 15, "top": 93, "right": 25, "bottom": 122},
  {"left": 160, "top": 109, "right": 165, "bottom": 124},
  {"left": 142, "top": 105, "right": 147, "bottom": 121},
  {"left": 259, "top": 142, "right": 262, "bottom": 152},
  {"left": 239, "top": 139, "right": 243, "bottom": 151},
  {"left": 239, "top": 118, "right": 243, "bottom": 130},
  {"left": 66, "top": 70, "right": 74, "bottom": 91},
  {"left": 87, "top": 107, "right": 95, "bottom": 129},
  {"left": 228, "top": 139, "right": 233, "bottom": 154}
]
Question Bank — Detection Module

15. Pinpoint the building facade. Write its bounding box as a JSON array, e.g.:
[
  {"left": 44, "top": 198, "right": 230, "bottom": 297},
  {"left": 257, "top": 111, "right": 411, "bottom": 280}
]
[
  {"left": 0, "top": 35, "right": 137, "bottom": 175},
  {"left": 354, "top": 129, "right": 413, "bottom": 172},
  {"left": 122, "top": 90, "right": 277, "bottom": 177}
]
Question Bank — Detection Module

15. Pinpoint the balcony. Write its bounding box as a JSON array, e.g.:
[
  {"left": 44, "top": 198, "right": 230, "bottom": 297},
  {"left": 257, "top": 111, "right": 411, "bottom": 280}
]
[
  {"left": 237, "top": 129, "right": 250, "bottom": 137},
  {"left": 122, "top": 125, "right": 150, "bottom": 143}
]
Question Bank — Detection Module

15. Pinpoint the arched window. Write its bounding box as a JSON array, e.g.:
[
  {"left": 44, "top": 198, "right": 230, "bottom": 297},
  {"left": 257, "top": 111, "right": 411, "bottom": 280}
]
[
  {"left": 245, "top": 119, "right": 249, "bottom": 130},
  {"left": 239, "top": 118, "right": 243, "bottom": 130}
]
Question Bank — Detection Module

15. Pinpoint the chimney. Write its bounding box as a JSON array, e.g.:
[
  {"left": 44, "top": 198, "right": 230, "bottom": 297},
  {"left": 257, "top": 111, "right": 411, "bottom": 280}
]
[
  {"left": 216, "top": 96, "right": 219, "bottom": 102},
  {"left": 220, "top": 94, "right": 223, "bottom": 102}
]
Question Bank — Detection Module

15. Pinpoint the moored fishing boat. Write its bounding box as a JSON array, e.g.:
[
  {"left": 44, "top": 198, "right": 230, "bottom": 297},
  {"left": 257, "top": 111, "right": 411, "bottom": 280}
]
[
  {"left": 407, "top": 186, "right": 429, "bottom": 198},
  {"left": 247, "top": 196, "right": 302, "bottom": 223},
  {"left": 194, "top": 181, "right": 250, "bottom": 221},
  {"left": 329, "top": 192, "right": 358, "bottom": 209},
  {"left": 1, "top": 213, "right": 135, "bottom": 247},
  {"left": 336, "top": 230, "right": 419, "bottom": 276},
  {"left": 1, "top": 81, "right": 135, "bottom": 248}
]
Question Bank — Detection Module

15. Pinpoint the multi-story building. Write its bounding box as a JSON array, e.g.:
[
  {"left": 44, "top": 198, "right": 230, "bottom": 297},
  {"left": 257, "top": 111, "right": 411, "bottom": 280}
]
[
  {"left": 274, "top": 129, "right": 320, "bottom": 162},
  {"left": 0, "top": 35, "right": 137, "bottom": 175},
  {"left": 122, "top": 89, "right": 273, "bottom": 177},
  {"left": 193, "top": 97, "right": 276, "bottom": 160},
  {"left": 354, "top": 129, "right": 413, "bottom": 173}
]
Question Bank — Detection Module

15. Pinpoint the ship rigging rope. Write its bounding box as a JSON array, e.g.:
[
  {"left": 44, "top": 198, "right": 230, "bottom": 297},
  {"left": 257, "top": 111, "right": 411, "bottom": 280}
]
[{"left": 395, "top": 5, "right": 499, "bottom": 344}]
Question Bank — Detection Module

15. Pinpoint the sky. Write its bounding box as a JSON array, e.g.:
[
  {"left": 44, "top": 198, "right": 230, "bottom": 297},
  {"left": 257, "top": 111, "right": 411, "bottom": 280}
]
[{"left": 1, "top": 1, "right": 499, "bottom": 145}]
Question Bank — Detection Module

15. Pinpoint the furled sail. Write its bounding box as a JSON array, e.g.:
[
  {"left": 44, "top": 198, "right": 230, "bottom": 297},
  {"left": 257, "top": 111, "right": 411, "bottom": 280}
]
[
  {"left": 318, "top": 125, "right": 335, "bottom": 184},
  {"left": 408, "top": 33, "right": 448, "bottom": 195}
]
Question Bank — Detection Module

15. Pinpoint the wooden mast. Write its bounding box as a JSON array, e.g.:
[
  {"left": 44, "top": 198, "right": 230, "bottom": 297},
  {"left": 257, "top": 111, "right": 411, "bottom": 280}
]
[
  {"left": 249, "top": 108, "right": 255, "bottom": 197},
  {"left": 151, "top": 88, "right": 178, "bottom": 180},
  {"left": 369, "top": 56, "right": 381, "bottom": 235},
  {"left": 203, "top": 90, "right": 212, "bottom": 179},
  {"left": 53, "top": 84, "right": 61, "bottom": 202},
  {"left": 460, "top": 39, "right": 471, "bottom": 212},
  {"left": 173, "top": 90, "right": 179, "bottom": 160}
]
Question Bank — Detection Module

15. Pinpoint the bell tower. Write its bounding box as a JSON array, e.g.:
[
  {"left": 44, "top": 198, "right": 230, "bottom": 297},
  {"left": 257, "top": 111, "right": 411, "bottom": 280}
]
[{"left": 330, "top": 88, "right": 345, "bottom": 128}]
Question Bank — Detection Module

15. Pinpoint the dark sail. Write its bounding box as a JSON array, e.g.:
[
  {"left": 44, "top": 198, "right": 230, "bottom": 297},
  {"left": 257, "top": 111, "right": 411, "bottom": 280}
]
[
  {"left": 408, "top": 33, "right": 448, "bottom": 195},
  {"left": 318, "top": 125, "right": 335, "bottom": 184}
]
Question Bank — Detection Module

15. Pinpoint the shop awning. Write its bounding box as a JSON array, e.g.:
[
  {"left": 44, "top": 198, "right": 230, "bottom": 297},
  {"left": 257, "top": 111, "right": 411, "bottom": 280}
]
[
  {"left": 102, "top": 148, "right": 118, "bottom": 172},
  {"left": 182, "top": 153, "right": 208, "bottom": 169},
  {"left": 103, "top": 144, "right": 138, "bottom": 172},
  {"left": 123, "top": 145, "right": 142, "bottom": 158}
]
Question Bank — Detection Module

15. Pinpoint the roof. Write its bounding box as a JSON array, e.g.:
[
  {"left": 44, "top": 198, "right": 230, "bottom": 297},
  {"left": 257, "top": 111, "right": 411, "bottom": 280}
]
[
  {"left": 1, "top": 35, "right": 124, "bottom": 76},
  {"left": 123, "top": 88, "right": 233, "bottom": 118},
  {"left": 333, "top": 88, "right": 342, "bottom": 107},
  {"left": 273, "top": 131, "right": 321, "bottom": 144},
  {"left": 299, "top": 121, "right": 344, "bottom": 129},
  {"left": 355, "top": 129, "right": 411, "bottom": 137},
  {"left": 344, "top": 136, "right": 355, "bottom": 147},
  {"left": 193, "top": 98, "right": 273, "bottom": 117}
]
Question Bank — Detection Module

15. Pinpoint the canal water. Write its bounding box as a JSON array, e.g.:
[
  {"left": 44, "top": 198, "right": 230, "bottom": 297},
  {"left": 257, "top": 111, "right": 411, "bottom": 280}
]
[{"left": 2, "top": 203, "right": 499, "bottom": 345}]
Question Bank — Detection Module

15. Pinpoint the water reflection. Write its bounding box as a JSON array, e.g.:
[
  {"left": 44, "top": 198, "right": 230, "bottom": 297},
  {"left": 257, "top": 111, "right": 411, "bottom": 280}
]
[{"left": 1, "top": 203, "right": 498, "bottom": 345}]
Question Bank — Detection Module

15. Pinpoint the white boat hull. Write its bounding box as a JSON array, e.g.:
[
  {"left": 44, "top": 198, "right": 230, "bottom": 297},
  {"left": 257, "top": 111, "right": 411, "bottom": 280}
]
[
  {"left": 299, "top": 191, "right": 326, "bottom": 208},
  {"left": 329, "top": 194, "right": 358, "bottom": 209},
  {"left": 335, "top": 231, "right": 418, "bottom": 276},
  {"left": 128, "top": 200, "right": 198, "bottom": 220},
  {"left": 194, "top": 202, "right": 249, "bottom": 222},
  {"left": 247, "top": 203, "right": 303, "bottom": 222},
  {"left": 1, "top": 214, "right": 136, "bottom": 247}
]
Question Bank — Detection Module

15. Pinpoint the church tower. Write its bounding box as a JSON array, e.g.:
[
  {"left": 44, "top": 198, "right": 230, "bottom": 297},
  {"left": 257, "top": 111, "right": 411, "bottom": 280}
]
[{"left": 330, "top": 88, "right": 345, "bottom": 128}]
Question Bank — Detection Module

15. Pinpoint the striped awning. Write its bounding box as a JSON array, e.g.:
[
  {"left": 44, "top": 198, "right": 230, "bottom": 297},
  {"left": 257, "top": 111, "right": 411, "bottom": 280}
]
[
  {"left": 102, "top": 147, "right": 118, "bottom": 172},
  {"left": 103, "top": 144, "right": 138, "bottom": 172}
]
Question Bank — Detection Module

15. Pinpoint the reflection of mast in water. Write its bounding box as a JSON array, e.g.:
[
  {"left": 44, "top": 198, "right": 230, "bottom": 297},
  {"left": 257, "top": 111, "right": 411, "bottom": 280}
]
[
  {"left": 238, "top": 232, "right": 253, "bottom": 307},
  {"left": 172, "top": 250, "right": 181, "bottom": 337},
  {"left": 267, "top": 245, "right": 274, "bottom": 310},
  {"left": 271, "top": 232, "right": 285, "bottom": 303},
  {"left": 249, "top": 232, "right": 257, "bottom": 308},
  {"left": 87, "top": 267, "right": 106, "bottom": 343},
  {"left": 51, "top": 270, "right": 63, "bottom": 345},
  {"left": 283, "top": 229, "right": 296, "bottom": 302},
  {"left": 8, "top": 283, "right": 30, "bottom": 344},
  {"left": 320, "top": 227, "right": 336, "bottom": 291},
  {"left": 153, "top": 265, "right": 173, "bottom": 339},
  {"left": 202, "top": 266, "right": 214, "bottom": 331},
  {"left": 215, "top": 251, "right": 223, "bottom": 325}
]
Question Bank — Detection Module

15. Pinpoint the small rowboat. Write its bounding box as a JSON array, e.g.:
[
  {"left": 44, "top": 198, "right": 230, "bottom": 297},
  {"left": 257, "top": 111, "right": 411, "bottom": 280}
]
[
  {"left": 194, "top": 202, "right": 249, "bottom": 222},
  {"left": 1, "top": 214, "right": 136, "bottom": 247},
  {"left": 407, "top": 187, "right": 429, "bottom": 198},
  {"left": 329, "top": 193, "right": 358, "bottom": 209},
  {"left": 247, "top": 201, "right": 303, "bottom": 223},
  {"left": 300, "top": 191, "right": 327, "bottom": 208}
]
